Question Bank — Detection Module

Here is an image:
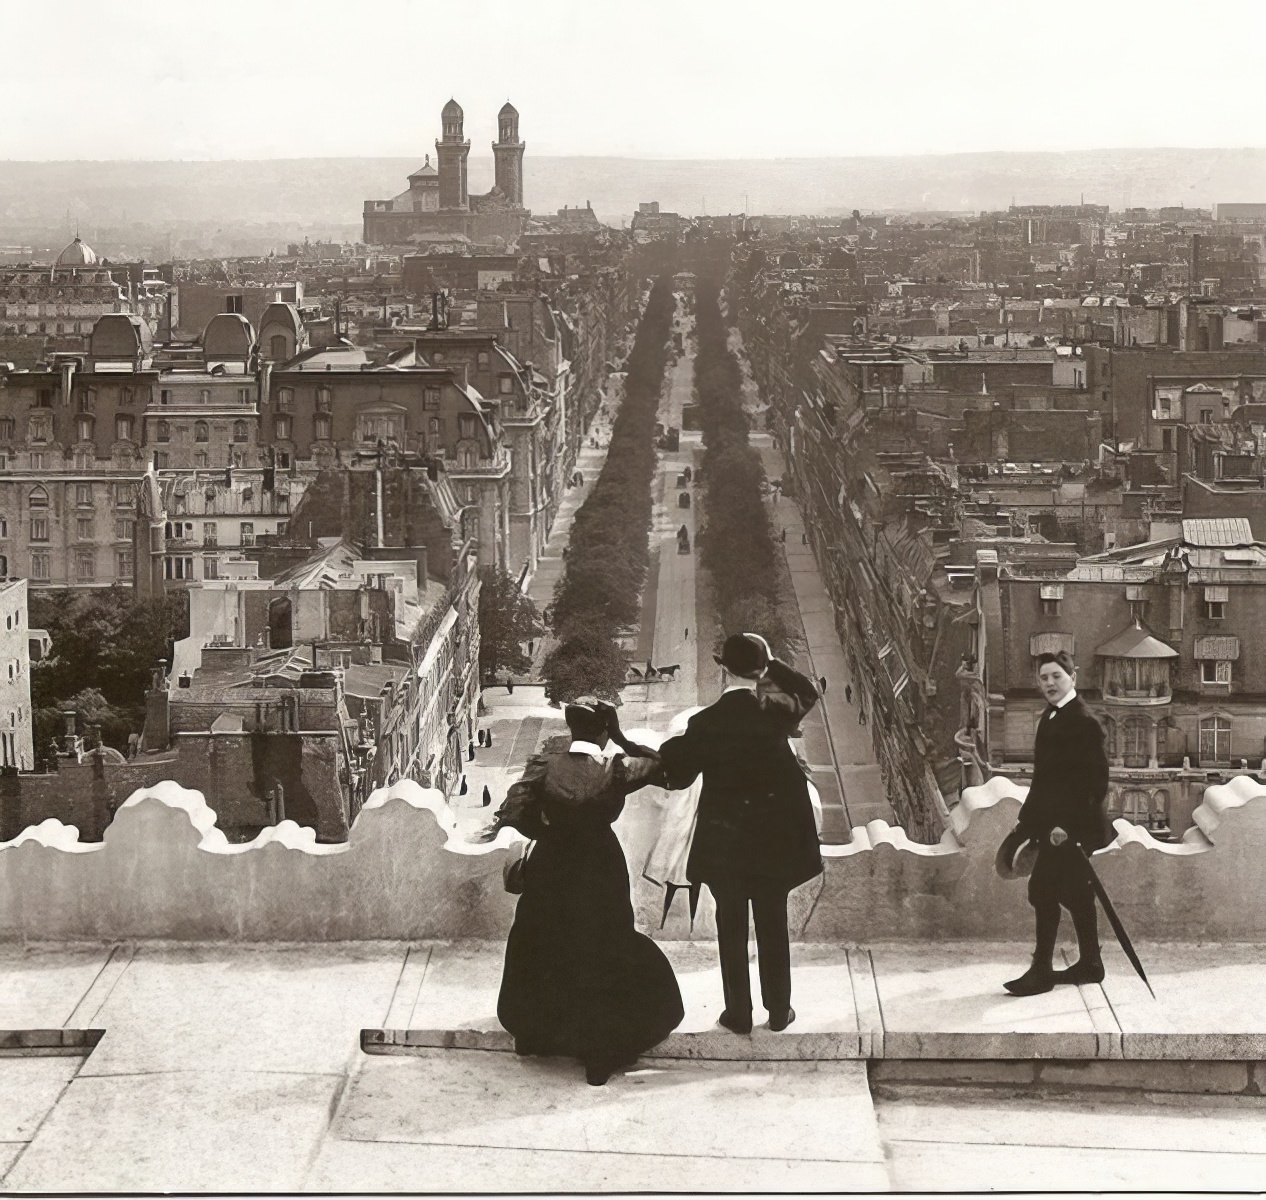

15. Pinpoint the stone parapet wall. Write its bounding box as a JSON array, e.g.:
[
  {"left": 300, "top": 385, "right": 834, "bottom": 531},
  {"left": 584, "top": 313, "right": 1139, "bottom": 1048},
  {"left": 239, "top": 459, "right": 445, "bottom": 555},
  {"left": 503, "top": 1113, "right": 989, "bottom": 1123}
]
[{"left": 1, "top": 775, "right": 1264, "bottom": 942}]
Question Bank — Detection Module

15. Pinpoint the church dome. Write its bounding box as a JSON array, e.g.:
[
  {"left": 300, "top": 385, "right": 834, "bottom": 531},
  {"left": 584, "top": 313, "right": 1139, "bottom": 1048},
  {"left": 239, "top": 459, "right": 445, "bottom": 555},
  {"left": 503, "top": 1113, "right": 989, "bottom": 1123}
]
[
  {"left": 55, "top": 236, "right": 98, "bottom": 267},
  {"left": 499, "top": 100, "right": 518, "bottom": 118}
]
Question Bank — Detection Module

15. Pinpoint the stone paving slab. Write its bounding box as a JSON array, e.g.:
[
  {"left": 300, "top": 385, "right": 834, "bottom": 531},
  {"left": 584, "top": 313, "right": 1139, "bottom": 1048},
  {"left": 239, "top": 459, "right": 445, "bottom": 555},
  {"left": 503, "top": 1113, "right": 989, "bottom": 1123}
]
[
  {"left": 304, "top": 1135, "right": 890, "bottom": 1194},
  {"left": 0, "top": 1057, "right": 80, "bottom": 1140},
  {"left": 869, "top": 944, "right": 1104, "bottom": 1059},
  {"left": 0, "top": 944, "right": 113, "bottom": 1028},
  {"left": 2, "top": 1069, "right": 343, "bottom": 1194},
  {"left": 884, "top": 1140, "right": 1266, "bottom": 1193},
  {"left": 877, "top": 1085, "right": 1266, "bottom": 1191},
  {"left": 336, "top": 1050, "right": 885, "bottom": 1167},
  {"left": 0, "top": 1145, "right": 21, "bottom": 1182},
  {"left": 77, "top": 943, "right": 406, "bottom": 1077}
]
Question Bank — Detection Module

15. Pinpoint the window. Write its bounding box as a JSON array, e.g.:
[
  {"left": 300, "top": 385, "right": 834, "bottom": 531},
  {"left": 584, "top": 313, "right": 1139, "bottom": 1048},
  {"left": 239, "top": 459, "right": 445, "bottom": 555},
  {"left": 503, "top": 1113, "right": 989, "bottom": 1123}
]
[
  {"left": 0, "top": 518, "right": 7, "bottom": 538},
  {"left": 30, "top": 551, "right": 49, "bottom": 580},
  {"left": 1161, "top": 428, "right": 1173, "bottom": 451},
  {"left": 114, "top": 482, "right": 134, "bottom": 507},
  {"left": 429, "top": 417, "right": 443, "bottom": 435},
  {"left": 1204, "top": 586, "right": 1228, "bottom": 620},
  {"left": 194, "top": 451, "right": 209, "bottom": 467},
  {"left": 314, "top": 414, "right": 332, "bottom": 440},
  {"left": 202, "top": 556, "right": 220, "bottom": 580},
  {"left": 195, "top": 420, "right": 209, "bottom": 442},
  {"left": 477, "top": 350, "right": 490, "bottom": 368},
  {"left": 74, "top": 550, "right": 94, "bottom": 581},
  {"left": 498, "top": 375, "right": 514, "bottom": 395},
  {"left": 226, "top": 295, "right": 244, "bottom": 315},
  {"left": 1201, "top": 659, "right": 1232, "bottom": 686},
  {"left": 116, "top": 549, "right": 133, "bottom": 579},
  {"left": 1157, "top": 396, "right": 1171, "bottom": 417},
  {"left": 424, "top": 387, "right": 441, "bottom": 411},
  {"left": 28, "top": 415, "right": 50, "bottom": 442},
  {"left": 120, "top": 387, "right": 133, "bottom": 407},
  {"left": 458, "top": 413, "right": 478, "bottom": 438},
  {"left": 199, "top": 389, "right": 211, "bottom": 406},
  {"left": 275, "top": 521, "right": 287, "bottom": 536},
  {"left": 1039, "top": 582, "right": 1063, "bottom": 616},
  {"left": 115, "top": 518, "right": 134, "bottom": 541},
  {"left": 0, "top": 419, "right": 13, "bottom": 440},
  {"left": 316, "top": 387, "right": 332, "bottom": 412},
  {"left": 203, "top": 522, "right": 217, "bottom": 547},
  {"left": 1200, "top": 409, "right": 1214, "bottom": 424},
  {"left": 29, "top": 453, "right": 45, "bottom": 471},
  {"left": 28, "top": 486, "right": 47, "bottom": 510},
  {"left": 232, "top": 420, "right": 248, "bottom": 443},
  {"left": 75, "top": 484, "right": 91, "bottom": 507},
  {"left": 78, "top": 389, "right": 95, "bottom": 413},
  {"left": 1200, "top": 714, "right": 1231, "bottom": 764},
  {"left": 240, "top": 522, "right": 255, "bottom": 546},
  {"left": 270, "top": 335, "right": 288, "bottom": 360},
  {"left": 156, "top": 420, "right": 170, "bottom": 442},
  {"left": 164, "top": 555, "right": 194, "bottom": 580},
  {"left": 75, "top": 416, "right": 93, "bottom": 441},
  {"left": 76, "top": 518, "right": 92, "bottom": 541},
  {"left": 29, "top": 519, "right": 47, "bottom": 542},
  {"left": 153, "top": 451, "right": 169, "bottom": 468},
  {"left": 35, "top": 389, "right": 51, "bottom": 408},
  {"left": 274, "top": 415, "right": 291, "bottom": 440},
  {"left": 276, "top": 388, "right": 293, "bottom": 412},
  {"left": 115, "top": 414, "right": 134, "bottom": 441},
  {"left": 276, "top": 450, "right": 290, "bottom": 469}
]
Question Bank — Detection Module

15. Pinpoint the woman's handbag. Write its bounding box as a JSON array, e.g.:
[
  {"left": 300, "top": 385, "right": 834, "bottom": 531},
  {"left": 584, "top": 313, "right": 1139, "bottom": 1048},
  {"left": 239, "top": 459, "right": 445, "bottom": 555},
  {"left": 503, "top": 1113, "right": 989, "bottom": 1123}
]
[{"left": 503, "top": 839, "right": 534, "bottom": 894}]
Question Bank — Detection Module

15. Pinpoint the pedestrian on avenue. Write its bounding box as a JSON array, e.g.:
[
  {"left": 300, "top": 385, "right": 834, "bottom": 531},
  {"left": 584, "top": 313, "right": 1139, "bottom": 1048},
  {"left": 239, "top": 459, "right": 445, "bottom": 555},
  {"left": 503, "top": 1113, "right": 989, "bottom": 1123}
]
[
  {"left": 480, "top": 700, "right": 683, "bottom": 1085},
  {"left": 801, "top": 532, "right": 808, "bottom": 545},
  {"left": 656, "top": 633, "right": 822, "bottom": 1035},
  {"left": 780, "top": 528, "right": 787, "bottom": 543},
  {"left": 858, "top": 703, "right": 866, "bottom": 726},
  {"left": 481, "top": 784, "right": 492, "bottom": 808},
  {"left": 486, "top": 729, "right": 494, "bottom": 749},
  {"left": 458, "top": 775, "right": 468, "bottom": 796},
  {"left": 506, "top": 677, "right": 514, "bottom": 694},
  {"left": 845, "top": 683, "right": 853, "bottom": 704},
  {"left": 477, "top": 729, "right": 486, "bottom": 747},
  {"left": 683, "top": 627, "right": 689, "bottom": 640},
  {"left": 818, "top": 675, "right": 827, "bottom": 694},
  {"left": 1002, "top": 650, "right": 1110, "bottom": 996}
]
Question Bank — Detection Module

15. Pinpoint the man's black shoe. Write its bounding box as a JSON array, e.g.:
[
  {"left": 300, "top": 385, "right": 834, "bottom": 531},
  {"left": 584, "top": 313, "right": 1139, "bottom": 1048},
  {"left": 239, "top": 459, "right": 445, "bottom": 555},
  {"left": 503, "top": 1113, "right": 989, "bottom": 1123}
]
[
  {"left": 718, "top": 1009, "right": 753, "bottom": 1035},
  {"left": 768, "top": 1007, "right": 796, "bottom": 1032},
  {"left": 1003, "top": 966, "right": 1056, "bottom": 996},
  {"left": 1053, "top": 959, "right": 1105, "bottom": 986}
]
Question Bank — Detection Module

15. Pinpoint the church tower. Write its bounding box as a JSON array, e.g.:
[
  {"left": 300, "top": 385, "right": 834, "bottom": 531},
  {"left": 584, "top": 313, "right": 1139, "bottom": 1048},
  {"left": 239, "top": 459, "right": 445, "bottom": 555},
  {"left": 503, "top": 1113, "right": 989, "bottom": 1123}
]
[
  {"left": 436, "top": 98, "right": 470, "bottom": 210},
  {"left": 492, "top": 101, "right": 525, "bottom": 208}
]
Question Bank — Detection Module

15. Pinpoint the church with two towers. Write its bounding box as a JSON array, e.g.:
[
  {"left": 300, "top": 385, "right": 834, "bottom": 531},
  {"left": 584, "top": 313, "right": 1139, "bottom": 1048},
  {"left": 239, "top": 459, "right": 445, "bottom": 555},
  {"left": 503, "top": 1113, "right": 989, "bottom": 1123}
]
[{"left": 363, "top": 100, "right": 528, "bottom": 245}]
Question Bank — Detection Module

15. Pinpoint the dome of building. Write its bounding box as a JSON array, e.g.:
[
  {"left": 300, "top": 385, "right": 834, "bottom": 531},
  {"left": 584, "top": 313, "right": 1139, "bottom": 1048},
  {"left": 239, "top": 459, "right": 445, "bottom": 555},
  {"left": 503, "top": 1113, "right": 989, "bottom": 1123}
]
[
  {"left": 499, "top": 100, "right": 518, "bottom": 118},
  {"left": 203, "top": 312, "right": 256, "bottom": 360},
  {"left": 442, "top": 98, "right": 463, "bottom": 120},
  {"left": 55, "top": 236, "right": 98, "bottom": 268}
]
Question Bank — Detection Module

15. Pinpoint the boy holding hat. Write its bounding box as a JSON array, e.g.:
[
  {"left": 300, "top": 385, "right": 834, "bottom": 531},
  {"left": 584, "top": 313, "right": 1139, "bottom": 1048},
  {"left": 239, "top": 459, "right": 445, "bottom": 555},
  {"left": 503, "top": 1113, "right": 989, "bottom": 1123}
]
[{"left": 1003, "top": 650, "right": 1111, "bottom": 996}]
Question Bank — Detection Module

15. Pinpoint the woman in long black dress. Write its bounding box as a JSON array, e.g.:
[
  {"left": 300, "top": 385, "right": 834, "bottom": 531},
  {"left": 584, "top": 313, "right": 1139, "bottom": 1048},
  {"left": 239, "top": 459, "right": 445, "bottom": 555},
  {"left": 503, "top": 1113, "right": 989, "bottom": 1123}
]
[{"left": 482, "top": 700, "right": 683, "bottom": 1085}]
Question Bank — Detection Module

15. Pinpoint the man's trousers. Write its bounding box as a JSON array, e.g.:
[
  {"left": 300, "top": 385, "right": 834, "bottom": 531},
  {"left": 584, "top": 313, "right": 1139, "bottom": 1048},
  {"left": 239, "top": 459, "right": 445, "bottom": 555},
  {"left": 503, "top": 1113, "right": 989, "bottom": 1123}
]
[{"left": 709, "top": 879, "right": 792, "bottom": 1018}]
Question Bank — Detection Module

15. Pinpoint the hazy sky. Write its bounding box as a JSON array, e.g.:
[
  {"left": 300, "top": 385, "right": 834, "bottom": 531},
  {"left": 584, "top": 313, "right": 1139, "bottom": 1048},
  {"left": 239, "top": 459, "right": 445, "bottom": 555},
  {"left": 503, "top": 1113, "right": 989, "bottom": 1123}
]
[{"left": 5, "top": 0, "right": 1264, "bottom": 161}]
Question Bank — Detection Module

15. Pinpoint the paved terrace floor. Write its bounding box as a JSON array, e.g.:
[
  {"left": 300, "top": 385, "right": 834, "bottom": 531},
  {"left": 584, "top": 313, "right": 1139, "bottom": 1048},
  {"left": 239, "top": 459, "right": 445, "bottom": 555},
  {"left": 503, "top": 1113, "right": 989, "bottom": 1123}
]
[{"left": 2, "top": 938, "right": 1266, "bottom": 1192}]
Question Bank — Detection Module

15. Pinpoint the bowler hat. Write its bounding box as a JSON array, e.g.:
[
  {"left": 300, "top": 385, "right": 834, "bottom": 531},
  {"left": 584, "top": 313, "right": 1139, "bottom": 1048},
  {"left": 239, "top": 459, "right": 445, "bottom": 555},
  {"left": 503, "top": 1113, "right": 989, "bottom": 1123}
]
[
  {"left": 995, "top": 827, "right": 1038, "bottom": 880},
  {"left": 714, "top": 632, "right": 771, "bottom": 679}
]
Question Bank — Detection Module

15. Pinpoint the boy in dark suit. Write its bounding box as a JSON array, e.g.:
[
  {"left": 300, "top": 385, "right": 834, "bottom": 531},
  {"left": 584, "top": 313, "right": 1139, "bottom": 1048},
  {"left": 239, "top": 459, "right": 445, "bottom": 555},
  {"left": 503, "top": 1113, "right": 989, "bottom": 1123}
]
[
  {"left": 657, "top": 633, "right": 821, "bottom": 1033},
  {"left": 1004, "top": 650, "right": 1112, "bottom": 997}
]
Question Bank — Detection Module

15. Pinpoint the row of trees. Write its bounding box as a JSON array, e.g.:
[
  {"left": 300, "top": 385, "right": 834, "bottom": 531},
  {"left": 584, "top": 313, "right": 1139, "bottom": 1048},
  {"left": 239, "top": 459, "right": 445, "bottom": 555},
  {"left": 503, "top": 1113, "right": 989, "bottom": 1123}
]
[
  {"left": 693, "top": 274, "right": 798, "bottom": 656},
  {"left": 542, "top": 277, "right": 677, "bottom": 700}
]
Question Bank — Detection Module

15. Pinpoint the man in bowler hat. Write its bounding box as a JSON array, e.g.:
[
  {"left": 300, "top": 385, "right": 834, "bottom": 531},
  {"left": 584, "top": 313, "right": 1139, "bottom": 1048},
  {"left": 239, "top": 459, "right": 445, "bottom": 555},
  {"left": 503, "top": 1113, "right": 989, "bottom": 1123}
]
[
  {"left": 1004, "top": 649, "right": 1111, "bottom": 996},
  {"left": 657, "top": 633, "right": 821, "bottom": 1033}
]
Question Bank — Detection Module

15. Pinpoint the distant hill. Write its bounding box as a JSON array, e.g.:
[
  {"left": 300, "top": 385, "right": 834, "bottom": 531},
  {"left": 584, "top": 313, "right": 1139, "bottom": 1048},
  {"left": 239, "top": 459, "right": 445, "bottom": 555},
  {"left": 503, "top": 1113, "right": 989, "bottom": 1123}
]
[{"left": 2, "top": 147, "right": 1265, "bottom": 259}]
